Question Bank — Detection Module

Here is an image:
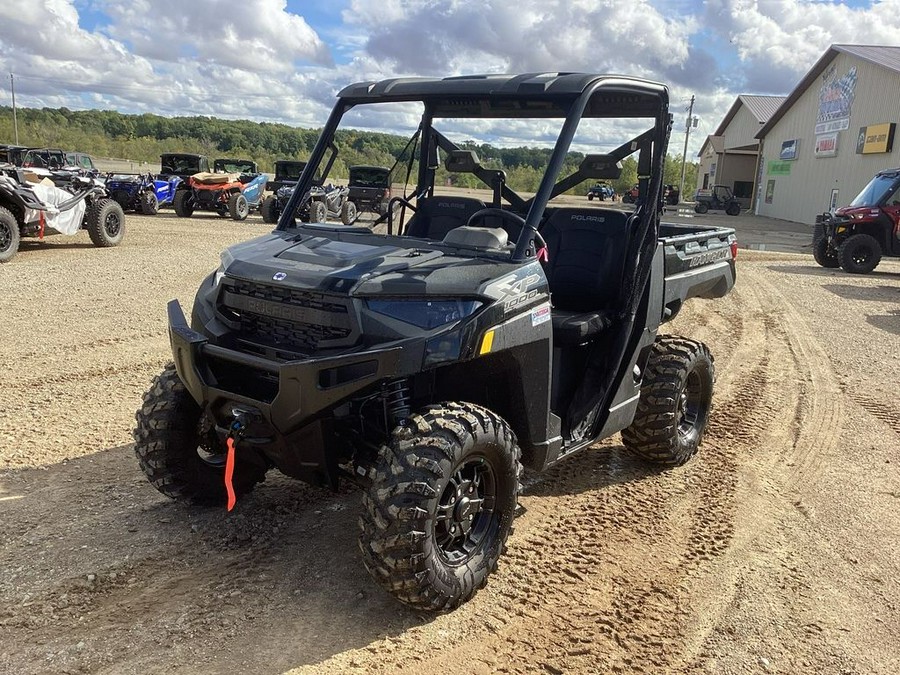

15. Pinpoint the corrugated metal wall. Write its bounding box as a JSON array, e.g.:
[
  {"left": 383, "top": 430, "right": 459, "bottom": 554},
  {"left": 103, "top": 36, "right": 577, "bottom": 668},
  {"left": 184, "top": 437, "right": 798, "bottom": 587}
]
[
  {"left": 757, "top": 52, "right": 900, "bottom": 224},
  {"left": 724, "top": 105, "right": 762, "bottom": 150}
]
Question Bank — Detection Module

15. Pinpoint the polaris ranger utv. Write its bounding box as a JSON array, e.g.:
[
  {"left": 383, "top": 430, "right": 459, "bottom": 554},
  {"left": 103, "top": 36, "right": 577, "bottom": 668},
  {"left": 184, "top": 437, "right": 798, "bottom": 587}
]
[{"left": 134, "top": 73, "right": 737, "bottom": 610}]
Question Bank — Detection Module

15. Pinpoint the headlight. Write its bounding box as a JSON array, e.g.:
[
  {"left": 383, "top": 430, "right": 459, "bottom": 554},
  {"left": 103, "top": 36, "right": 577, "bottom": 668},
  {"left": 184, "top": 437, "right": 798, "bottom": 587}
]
[
  {"left": 212, "top": 266, "right": 226, "bottom": 288},
  {"left": 366, "top": 299, "right": 482, "bottom": 330}
]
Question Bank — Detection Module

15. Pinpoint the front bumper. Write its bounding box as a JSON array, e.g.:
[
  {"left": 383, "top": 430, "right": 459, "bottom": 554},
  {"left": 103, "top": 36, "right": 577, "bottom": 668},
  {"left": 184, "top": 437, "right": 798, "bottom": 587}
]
[{"left": 167, "top": 299, "right": 405, "bottom": 434}]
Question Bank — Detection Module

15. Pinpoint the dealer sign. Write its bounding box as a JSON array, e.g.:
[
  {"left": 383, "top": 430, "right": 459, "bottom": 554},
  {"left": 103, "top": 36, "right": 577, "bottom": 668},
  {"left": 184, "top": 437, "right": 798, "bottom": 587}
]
[{"left": 856, "top": 123, "right": 896, "bottom": 154}]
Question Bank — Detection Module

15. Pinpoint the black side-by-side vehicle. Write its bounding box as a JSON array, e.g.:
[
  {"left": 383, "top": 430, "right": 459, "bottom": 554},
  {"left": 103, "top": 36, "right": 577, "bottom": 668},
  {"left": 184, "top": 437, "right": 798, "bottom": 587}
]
[{"left": 133, "top": 73, "right": 737, "bottom": 610}]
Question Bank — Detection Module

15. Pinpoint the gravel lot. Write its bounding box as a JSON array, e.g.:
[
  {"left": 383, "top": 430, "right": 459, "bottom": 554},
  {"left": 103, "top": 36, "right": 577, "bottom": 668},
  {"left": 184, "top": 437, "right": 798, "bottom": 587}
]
[{"left": 1, "top": 211, "right": 899, "bottom": 674}]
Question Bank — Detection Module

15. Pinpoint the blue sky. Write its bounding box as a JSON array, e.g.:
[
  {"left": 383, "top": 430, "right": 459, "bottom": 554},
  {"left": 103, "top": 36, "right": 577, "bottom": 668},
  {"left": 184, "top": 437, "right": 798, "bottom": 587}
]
[{"left": 2, "top": 0, "right": 899, "bottom": 155}]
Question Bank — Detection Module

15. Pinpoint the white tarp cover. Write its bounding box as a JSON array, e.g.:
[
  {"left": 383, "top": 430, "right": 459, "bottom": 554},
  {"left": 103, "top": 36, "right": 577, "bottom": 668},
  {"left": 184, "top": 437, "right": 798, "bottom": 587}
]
[{"left": 23, "top": 182, "right": 86, "bottom": 235}]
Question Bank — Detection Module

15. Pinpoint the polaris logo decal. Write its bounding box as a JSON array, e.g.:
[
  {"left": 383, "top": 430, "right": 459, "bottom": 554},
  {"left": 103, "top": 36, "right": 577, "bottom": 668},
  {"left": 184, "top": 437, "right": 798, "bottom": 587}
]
[
  {"left": 272, "top": 272, "right": 287, "bottom": 281},
  {"left": 437, "top": 202, "right": 466, "bottom": 209},
  {"left": 571, "top": 214, "right": 606, "bottom": 223}
]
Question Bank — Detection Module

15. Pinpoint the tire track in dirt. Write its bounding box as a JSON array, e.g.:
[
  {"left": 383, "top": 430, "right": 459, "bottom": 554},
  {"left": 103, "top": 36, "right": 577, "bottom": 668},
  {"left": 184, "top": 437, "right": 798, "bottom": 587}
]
[
  {"left": 681, "top": 263, "right": 850, "bottom": 673},
  {"left": 311, "top": 282, "right": 793, "bottom": 675},
  {"left": 841, "top": 390, "right": 900, "bottom": 437}
]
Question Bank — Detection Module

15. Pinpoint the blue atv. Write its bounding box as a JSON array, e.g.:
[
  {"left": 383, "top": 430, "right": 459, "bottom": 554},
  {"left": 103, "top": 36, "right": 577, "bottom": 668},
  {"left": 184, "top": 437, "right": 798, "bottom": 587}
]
[{"left": 105, "top": 173, "right": 182, "bottom": 215}]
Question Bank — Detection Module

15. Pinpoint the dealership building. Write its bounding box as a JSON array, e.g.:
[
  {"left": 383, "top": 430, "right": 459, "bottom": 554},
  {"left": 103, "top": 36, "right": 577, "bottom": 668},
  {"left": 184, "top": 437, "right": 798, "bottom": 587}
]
[{"left": 752, "top": 44, "right": 900, "bottom": 224}]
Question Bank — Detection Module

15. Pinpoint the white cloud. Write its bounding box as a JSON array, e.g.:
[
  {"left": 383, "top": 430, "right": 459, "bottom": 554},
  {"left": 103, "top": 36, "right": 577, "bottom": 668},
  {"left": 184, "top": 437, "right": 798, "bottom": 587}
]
[
  {"left": 1, "top": 0, "right": 899, "bottom": 158},
  {"left": 100, "top": 0, "right": 332, "bottom": 70},
  {"left": 706, "top": 0, "right": 900, "bottom": 92}
]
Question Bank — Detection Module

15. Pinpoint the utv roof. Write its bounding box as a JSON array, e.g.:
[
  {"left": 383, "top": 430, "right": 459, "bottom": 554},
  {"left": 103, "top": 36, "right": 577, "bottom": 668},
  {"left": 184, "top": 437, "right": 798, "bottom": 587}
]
[{"left": 337, "top": 73, "right": 667, "bottom": 116}]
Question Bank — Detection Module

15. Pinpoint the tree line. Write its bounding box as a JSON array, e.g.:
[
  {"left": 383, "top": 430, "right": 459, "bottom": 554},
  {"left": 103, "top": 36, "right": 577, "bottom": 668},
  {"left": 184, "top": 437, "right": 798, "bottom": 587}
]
[{"left": 0, "top": 106, "right": 698, "bottom": 195}]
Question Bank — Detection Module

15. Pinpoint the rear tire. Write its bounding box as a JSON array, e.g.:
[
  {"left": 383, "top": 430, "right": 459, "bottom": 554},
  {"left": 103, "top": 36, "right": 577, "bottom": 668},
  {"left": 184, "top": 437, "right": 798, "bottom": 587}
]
[
  {"left": 695, "top": 202, "right": 709, "bottom": 214},
  {"left": 228, "top": 192, "right": 250, "bottom": 221},
  {"left": 261, "top": 195, "right": 279, "bottom": 224},
  {"left": 340, "top": 200, "right": 357, "bottom": 225},
  {"left": 587, "top": 193, "right": 594, "bottom": 201},
  {"left": 838, "top": 233, "right": 881, "bottom": 274},
  {"left": 140, "top": 191, "right": 159, "bottom": 215},
  {"left": 133, "top": 364, "right": 267, "bottom": 505},
  {"left": 622, "top": 336, "right": 714, "bottom": 466},
  {"left": 174, "top": 190, "right": 194, "bottom": 218},
  {"left": 359, "top": 402, "right": 521, "bottom": 611},
  {"left": 0, "top": 205, "right": 21, "bottom": 263},
  {"left": 86, "top": 199, "right": 125, "bottom": 247}
]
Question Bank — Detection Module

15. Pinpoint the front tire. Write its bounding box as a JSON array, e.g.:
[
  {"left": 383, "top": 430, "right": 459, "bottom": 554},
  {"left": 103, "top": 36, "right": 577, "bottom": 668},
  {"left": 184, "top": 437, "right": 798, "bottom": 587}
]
[
  {"left": 812, "top": 224, "right": 839, "bottom": 268},
  {"left": 0, "top": 205, "right": 21, "bottom": 263},
  {"left": 725, "top": 202, "right": 740, "bottom": 216},
  {"left": 86, "top": 199, "right": 126, "bottom": 247},
  {"left": 173, "top": 190, "right": 194, "bottom": 218},
  {"left": 140, "top": 191, "right": 159, "bottom": 215},
  {"left": 260, "top": 195, "right": 279, "bottom": 224},
  {"left": 340, "top": 199, "right": 357, "bottom": 225},
  {"left": 622, "top": 336, "right": 715, "bottom": 466},
  {"left": 133, "top": 364, "right": 267, "bottom": 504},
  {"left": 310, "top": 200, "right": 327, "bottom": 223},
  {"left": 228, "top": 192, "right": 250, "bottom": 221},
  {"left": 838, "top": 233, "right": 882, "bottom": 274},
  {"left": 359, "top": 402, "right": 521, "bottom": 611}
]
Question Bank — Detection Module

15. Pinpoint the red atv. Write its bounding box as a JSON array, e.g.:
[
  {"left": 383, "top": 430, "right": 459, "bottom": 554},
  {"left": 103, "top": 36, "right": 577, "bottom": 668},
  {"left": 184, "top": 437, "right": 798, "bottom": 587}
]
[{"left": 814, "top": 168, "right": 900, "bottom": 274}]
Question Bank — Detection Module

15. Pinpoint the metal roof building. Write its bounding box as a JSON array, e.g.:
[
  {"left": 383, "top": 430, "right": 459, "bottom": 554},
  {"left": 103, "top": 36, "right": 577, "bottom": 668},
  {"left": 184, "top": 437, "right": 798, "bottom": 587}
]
[
  {"left": 697, "top": 94, "right": 785, "bottom": 207},
  {"left": 754, "top": 44, "right": 900, "bottom": 223}
]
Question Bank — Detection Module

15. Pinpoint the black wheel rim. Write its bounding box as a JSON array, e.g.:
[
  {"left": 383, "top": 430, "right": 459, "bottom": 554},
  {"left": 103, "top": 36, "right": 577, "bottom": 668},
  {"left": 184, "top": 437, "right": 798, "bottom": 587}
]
[
  {"left": 434, "top": 456, "right": 497, "bottom": 566},
  {"left": 105, "top": 210, "right": 121, "bottom": 236},
  {"left": 677, "top": 371, "right": 703, "bottom": 440},
  {"left": 852, "top": 246, "right": 871, "bottom": 265},
  {"left": 0, "top": 221, "right": 11, "bottom": 251}
]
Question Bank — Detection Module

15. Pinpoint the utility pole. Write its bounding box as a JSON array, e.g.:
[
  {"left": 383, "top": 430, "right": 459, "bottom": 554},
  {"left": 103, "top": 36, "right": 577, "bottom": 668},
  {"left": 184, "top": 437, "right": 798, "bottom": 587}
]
[
  {"left": 678, "top": 94, "right": 695, "bottom": 200},
  {"left": 10, "top": 72, "right": 19, "bottom": 145}
]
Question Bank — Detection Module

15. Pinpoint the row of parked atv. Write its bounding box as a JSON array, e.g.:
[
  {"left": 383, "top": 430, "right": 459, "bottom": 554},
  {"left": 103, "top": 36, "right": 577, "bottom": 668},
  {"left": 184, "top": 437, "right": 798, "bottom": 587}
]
[
  {"left": 107, "top": 153, "right": 393, "bottom": 226},
  {"left": 0, "top": 161, "right": 126, "bottom": 263}
]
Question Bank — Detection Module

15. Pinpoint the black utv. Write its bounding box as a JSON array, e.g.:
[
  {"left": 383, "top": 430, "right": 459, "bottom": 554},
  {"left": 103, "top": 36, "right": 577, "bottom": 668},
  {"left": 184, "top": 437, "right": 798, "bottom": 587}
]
[
  {"left": 261, "top": 152, "right": 355, "bottom": 225},
  {"left": 134, "top": 73, "right": 736, "bottom": 610}
]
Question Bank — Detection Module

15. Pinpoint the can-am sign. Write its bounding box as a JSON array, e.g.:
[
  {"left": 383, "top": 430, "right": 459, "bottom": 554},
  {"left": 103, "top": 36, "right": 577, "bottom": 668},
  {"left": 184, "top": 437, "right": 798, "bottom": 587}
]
[{"left": 856, "top": 123, "right": 896, "bottom": 154}]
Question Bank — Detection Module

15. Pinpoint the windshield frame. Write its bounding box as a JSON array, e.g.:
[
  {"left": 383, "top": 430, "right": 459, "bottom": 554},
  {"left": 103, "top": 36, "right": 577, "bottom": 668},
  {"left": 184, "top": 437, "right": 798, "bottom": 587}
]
[
  {"left": 849, "top": 172, "right": 900, "bottom": 207},
  {"left": 277, "top": 77, "right": 669, "bottom": 262}
]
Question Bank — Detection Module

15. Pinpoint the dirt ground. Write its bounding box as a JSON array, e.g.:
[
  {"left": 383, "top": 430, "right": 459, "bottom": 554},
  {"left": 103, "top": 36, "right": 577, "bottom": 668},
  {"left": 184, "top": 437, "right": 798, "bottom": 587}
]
[{"left": 1, "top": 211, "right": 899, "bottom": 674}]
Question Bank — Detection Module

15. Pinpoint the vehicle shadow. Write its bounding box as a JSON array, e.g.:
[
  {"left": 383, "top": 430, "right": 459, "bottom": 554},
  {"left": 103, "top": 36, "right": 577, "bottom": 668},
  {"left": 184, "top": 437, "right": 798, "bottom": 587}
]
[
  {"left": 18, "top": 240, "right": 95, "bottom": 251},
  {"left": 821, "top": 284, "right": 900, "bottom": 303},
  {"left": 867, "top": 309, "right": 900, "bottom": 336},
  {"left": 0, "top": 445, "right": 427, "bottom": 674},
  {"left": 523, "top": 440, "right": 666, "bottom": 498},
  {"left": 767, "top": 263, "right": 900, "bottom": 279}
]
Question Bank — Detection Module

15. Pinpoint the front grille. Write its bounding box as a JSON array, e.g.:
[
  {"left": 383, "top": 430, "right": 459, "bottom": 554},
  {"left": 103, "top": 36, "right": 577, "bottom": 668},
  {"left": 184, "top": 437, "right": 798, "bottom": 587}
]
[{"left": 221, "top": 279, "right": 354, "bottom": 355}]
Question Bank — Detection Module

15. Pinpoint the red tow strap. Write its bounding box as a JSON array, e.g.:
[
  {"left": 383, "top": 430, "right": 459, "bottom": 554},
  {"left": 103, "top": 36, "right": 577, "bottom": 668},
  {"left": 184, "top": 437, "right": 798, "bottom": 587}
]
[
  {"left": 225, "top": 437, "right": 237, "bottom": 511},
  {"left": 39, "top": 211, "right": 45, "bottom": 240}
]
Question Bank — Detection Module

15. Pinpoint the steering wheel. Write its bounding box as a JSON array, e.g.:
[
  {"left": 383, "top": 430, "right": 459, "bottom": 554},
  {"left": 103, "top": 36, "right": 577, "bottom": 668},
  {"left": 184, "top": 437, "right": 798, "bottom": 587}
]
[{"left": 465, "top": 208, "right": 548, "bottom": 260}]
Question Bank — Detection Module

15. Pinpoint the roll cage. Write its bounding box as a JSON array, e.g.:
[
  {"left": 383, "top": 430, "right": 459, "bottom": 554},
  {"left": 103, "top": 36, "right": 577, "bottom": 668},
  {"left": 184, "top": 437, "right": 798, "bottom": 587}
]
[{"left": 277, "top": 73, "right": 670, "bottom": 260}]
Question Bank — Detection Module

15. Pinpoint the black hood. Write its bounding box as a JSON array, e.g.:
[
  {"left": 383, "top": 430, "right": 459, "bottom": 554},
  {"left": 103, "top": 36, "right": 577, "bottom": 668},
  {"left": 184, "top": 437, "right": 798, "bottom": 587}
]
[{"left": 223, "top": 231, "right": 520, "bottom": 298}]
